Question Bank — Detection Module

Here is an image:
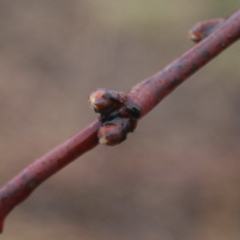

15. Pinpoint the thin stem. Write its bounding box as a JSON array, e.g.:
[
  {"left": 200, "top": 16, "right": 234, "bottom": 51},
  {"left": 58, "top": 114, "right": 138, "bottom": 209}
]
[
  {"left": 128, "top": 9, "right": 240, "bottom": 117},
  {"left": 0, "top": 119, "right": 100, "bottom": 232},
  {"left": 0, "top": 8, "right": 240, "bottom": 233}
]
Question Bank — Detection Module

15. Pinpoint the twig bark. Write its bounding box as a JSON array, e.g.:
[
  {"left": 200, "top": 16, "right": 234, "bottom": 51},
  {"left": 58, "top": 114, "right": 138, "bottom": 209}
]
[
  {"left": 0, "top": 119, "right": 100, "bottom": 232},
  {"left": 128, "top": 10, "right": 240, "bottom": 116},
  {"left": 1, "top": 8, "right": 240, "bottom": 233}
]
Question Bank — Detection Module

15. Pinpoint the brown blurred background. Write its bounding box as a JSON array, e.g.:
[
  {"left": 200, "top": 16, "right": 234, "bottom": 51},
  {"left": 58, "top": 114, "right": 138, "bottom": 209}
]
[{"left": 1, "top": 1, "right": 240, "bottom": 239}]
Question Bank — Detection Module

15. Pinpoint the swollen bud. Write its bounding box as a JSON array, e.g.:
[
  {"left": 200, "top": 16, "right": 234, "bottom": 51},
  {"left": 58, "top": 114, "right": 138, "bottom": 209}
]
[
  {"left": 89, "top": 88, "right": 127, "bottom": 115},
  {"left": 98, "top": 123, "right": 126, "bottom": 146},
  {"left": 89, "top": 88, "right": 116, "bottom": 114},
  {"left": 189, "top": 18, "right": 225, "bottom": 42},
  {"left": 89, "top": 88, "right": 139, "bottom": 146}
]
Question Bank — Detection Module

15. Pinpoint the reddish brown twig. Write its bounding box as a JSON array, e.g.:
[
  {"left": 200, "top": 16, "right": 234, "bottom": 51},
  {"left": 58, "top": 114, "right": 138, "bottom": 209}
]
[
  {"left": 1, "top": 8, "right": 240, "bottom": 233},
  {"left": 0, "top": 119, "right": 100, "bottom": 232},
  {"left": 128, "top": 10, "right": 240, "bottom": 117}
]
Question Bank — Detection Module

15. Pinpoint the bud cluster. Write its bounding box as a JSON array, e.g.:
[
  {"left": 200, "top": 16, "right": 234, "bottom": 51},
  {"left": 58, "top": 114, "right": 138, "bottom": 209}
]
[{"left": 89, "top": 88, "right": 141, "bottom": 146}]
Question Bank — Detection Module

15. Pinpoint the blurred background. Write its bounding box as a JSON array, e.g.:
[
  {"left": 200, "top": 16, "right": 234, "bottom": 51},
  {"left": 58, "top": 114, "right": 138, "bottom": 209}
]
[{"left": 0, "top": 1, "right": 240, "bottom": 239}]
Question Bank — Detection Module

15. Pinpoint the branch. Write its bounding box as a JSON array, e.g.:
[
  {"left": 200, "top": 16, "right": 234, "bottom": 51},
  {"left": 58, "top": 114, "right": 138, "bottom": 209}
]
[
  {"left": 0, "top": 119, "right": 101, "bottom": 232},
  {"left": 1, "top": 9, "right": 240, "bottom": 233}
]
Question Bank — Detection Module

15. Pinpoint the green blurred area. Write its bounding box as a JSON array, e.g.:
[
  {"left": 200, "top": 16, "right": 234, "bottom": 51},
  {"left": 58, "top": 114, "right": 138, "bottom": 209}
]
[{"left": 0, "top": 1, "right": 240, "bottom": 240}]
